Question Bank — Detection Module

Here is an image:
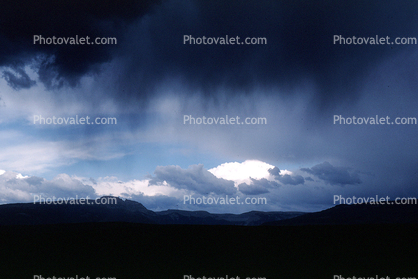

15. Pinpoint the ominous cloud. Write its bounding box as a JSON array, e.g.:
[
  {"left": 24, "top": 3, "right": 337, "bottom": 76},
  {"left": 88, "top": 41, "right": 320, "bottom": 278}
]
[
  {"left": 2, "top": 0, "right": 417, "bottom": 107},
  {"left": 111, "top": 0, "right": 418, "bottom": 109},
  {"left": 2, "top": 64, "right": 36, "bottom": 90},
  {"left": 0, "top": 0, "right": 160, "bottom": 88},
  {"left": 238, "top": 178, "right": 279, "bottom": 195},
  {"left": 301, "top": 161, "right": 362, "bottom": 186},
  {"left": 268, "top": 167, "right": 305, "bottom": 185}
]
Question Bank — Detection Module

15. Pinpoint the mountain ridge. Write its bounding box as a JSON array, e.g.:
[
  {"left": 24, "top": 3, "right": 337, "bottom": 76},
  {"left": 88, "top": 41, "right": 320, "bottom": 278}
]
[
  {"left": 262, "top": 202, "right": 418, "bottom": 225},
  {"left": 0, "top": 196, "right": 305, "bottom": 226},
  {"left": 2, "top": 197, "right": 417, "bottom": 226}
]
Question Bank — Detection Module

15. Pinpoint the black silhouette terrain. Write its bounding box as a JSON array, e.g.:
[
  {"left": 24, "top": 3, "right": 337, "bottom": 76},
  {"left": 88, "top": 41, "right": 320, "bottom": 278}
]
[
  {"left": 1, "top": 198, "right": 417, "bottom": 278},
  {"left": 0, "top": 196, "right": 304, "bottom": 226}
]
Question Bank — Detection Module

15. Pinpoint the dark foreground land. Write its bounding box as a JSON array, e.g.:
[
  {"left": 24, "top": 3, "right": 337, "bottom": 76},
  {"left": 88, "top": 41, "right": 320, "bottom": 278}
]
[{"left": 1, "top": 222, "right": 417, "bottom": 279}]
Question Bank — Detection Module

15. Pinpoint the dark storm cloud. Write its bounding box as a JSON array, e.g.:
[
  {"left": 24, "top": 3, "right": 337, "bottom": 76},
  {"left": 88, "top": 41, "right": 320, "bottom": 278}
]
[
  {"left": 3, "top": 0, "right": 416, "bottom": 105},
  {"left": 301, "top": 161, "right": 361, "bottom": 186},
  {"left": 238, "top": 178, "right": 279, "bottom": 195},
  {"left": 2, "top": 64, "right": 36, "bottom": 90},
  {"left": 114, "top": 0, "right": 418, "bottom": 108},
  {"left": 0, "top": 0, "right": 160, "bottom": 88},
  {"left": 268, "top": 167, "right": 304, "bottom": 185},
  {"left": 148, "top": 164, "right": 237, "bottom": 195}
]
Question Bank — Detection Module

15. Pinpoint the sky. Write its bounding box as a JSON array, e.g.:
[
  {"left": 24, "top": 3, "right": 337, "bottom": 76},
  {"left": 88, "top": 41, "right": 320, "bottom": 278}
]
[{"left": 0, "top": 0, "right": 417, "bottom": 213}]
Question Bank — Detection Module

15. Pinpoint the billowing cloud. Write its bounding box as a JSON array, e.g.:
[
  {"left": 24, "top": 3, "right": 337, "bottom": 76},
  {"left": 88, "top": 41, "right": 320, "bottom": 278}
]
[
  {"left": 238, "top": 178, "right": 279, "bottom": 195},
  {"left": 301, "top": 162, "right": 361, "bottom": 186},
  {"left": 149, "top": 164, "right": 237, "bottom": 195},
  {"left": 0, "top": 171, "right": 96, "bottom": 204},
  {"left": 268, "top": 167, "right": 281, "bottom": 177},
  {"left": 208, "top": 160, "right": 276, "bottom": 186},
  {"left": 268, "top": 167, "right": 305, "bottom": 185},
  {"left": 277, "top": 174, "right": 305, "bottom": 186}
]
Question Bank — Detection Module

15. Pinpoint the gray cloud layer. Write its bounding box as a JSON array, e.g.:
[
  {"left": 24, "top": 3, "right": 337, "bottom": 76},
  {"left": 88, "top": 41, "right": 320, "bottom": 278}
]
[
  {"left": 149, "top": 164, "right": 237, "bottom": 195},
  {"left": 268, "top": 167, "right": 305, "bottom": 185},
  {"left": 301, "top": 162, "right": 361, "bottom": 186},
  {"left": 238, "top": 178, "right": 279, "bottom": 195}
]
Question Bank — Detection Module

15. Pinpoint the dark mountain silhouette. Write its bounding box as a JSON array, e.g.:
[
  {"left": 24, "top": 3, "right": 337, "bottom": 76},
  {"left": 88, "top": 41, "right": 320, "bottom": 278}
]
[
  {"left": 263, "top": 202, "right": 418, "bottom": 225},
  {"left": 2, "top": 197, "right": 417, "bottom": 227},
  {"left": 0, "top": 196, "right": 304, "bottom": 226}
]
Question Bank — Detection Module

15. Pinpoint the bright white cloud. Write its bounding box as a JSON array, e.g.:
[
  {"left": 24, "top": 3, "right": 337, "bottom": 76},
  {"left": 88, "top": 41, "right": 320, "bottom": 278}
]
[
  {"left": 0, "top": 170, "right": 96, "bottom": 204},
  {"left": 16, "top": 173, "right": 28, "bottom": 179},
  {"left": 208, "top": 160, "right": 291, "bottom": 186},
  {"left": 89, "top": 177, "right": 180, "bottom": 198}
]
